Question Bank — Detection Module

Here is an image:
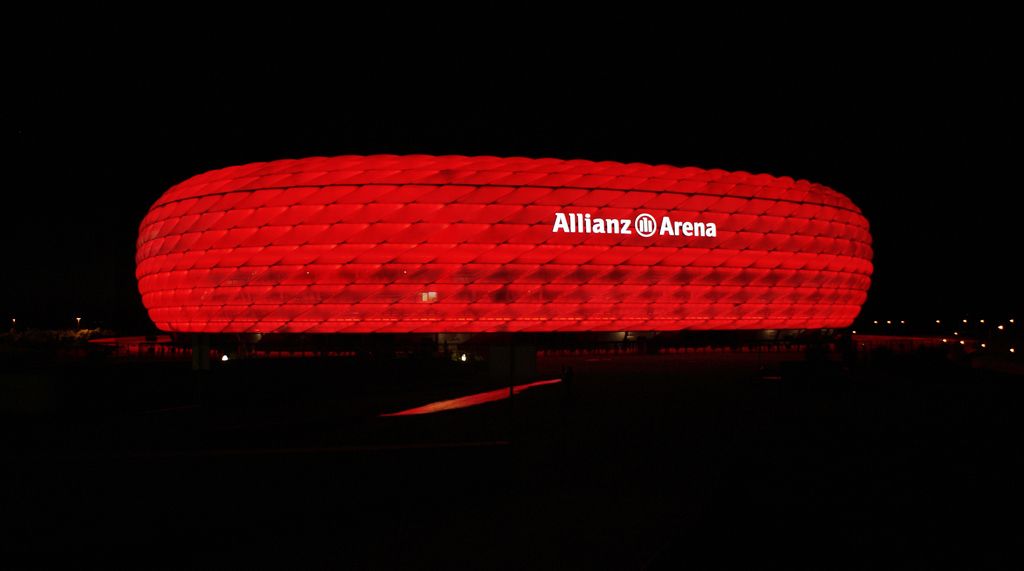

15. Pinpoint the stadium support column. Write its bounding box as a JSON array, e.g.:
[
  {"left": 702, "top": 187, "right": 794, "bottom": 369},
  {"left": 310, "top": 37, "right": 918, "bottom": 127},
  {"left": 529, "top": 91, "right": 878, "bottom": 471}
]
[
  {"left": 489, "top": 334, "right": 537, "bottom": 381},
  {"left": 192, "top": 333, "right": 210, "bottom": 371}
]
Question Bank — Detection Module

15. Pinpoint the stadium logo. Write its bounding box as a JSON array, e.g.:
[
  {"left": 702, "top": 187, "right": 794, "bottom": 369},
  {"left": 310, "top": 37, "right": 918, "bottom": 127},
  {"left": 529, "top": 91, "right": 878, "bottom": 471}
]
[
  {"left": 634, "top": 213, "right": 657, "bottom": 237},
  {"left": 552, "top": 212, "right": 717, "bottom": 238}
]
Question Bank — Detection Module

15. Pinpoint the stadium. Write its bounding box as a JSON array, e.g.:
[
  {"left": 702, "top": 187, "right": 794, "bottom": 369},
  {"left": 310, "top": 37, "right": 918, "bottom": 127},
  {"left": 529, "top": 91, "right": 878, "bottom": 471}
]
[{"left": 135, "top": 154, "right": 873, "bottom": 341}]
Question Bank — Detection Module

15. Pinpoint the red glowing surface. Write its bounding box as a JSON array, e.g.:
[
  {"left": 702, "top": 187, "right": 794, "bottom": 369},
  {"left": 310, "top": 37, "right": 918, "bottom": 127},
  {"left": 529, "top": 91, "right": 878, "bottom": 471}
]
[
  {"left": 381, "top": 379, "right": 563, "bottom": 416},
  {"left": 136, "top": 155, "right": 873, "bottom": 333}
]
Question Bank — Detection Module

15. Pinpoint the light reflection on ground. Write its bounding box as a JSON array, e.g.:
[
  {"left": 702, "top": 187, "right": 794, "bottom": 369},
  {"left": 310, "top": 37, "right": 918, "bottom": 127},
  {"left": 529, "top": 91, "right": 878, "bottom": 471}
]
[{"left": 381, "top": 379, "right": 562, "bottom": 416}]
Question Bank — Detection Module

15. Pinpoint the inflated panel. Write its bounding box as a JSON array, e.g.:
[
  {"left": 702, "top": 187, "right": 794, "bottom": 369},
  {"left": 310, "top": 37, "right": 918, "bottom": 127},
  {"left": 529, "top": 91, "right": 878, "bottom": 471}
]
[{"left": 136, "top": 155, "right": 873, "bottom": 333}]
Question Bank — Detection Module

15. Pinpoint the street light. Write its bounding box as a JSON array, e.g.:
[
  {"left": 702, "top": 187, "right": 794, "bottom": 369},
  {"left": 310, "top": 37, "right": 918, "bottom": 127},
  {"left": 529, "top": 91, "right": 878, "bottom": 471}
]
[{"left": 76, "top": 317, "right": 81, "bottom": 328}]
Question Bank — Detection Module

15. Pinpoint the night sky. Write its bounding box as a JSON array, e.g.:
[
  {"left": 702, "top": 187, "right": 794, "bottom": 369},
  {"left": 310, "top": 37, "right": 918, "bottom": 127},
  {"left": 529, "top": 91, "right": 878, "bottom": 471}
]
[{"left": 6, "top": 8, "right": 1021, "bottom": 332}]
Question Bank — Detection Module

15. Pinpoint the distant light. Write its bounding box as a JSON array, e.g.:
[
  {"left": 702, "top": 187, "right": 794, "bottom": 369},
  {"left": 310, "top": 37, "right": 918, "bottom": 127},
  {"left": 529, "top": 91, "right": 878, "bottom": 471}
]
[
  {"left": 900, "top": 321, "right": 905, "bottom": 324},
  {"left": 852, "top": 331, "right": 857, "bottom": 334},
  {"left": 981, "top": 344, "right": 986, "bottom": 348},
  {"left": 954, "top": 332, "right": 958, "bottom": 335},
  {"left": 999, "top": 326, "right": 1004, "bottom": 330},
  {"left": 222, "top": 355, "right": 228, "bottom": 361},
  {"left": 461, "top": 354, "right": 467, "bottom": 362},
  {"left": 1011, "top": 319, "right": 1015, "bottom": 324},
  {"left": 874, "top": 321, "right": 878, "bottom": 324},
  {"left": 1012, "top": 348, "right": 1016, "bottom": 353},
  {"left": 936, "top": 320, "right": 941, "bottom": 324},
  {"left": 942, "top": 339, "right": 947, "bottom": 343},
  {"left": 960, "top": 341, "right": 965, "bottom": 345},
  {"left": 964, "top": 319, "right": 968, "bottom": 323},
  {"left": 887, "top": 321, "right": 891, "bottom": 324},
  {"left": 980, "top": 320, "right": 985, "bottom": 323}
]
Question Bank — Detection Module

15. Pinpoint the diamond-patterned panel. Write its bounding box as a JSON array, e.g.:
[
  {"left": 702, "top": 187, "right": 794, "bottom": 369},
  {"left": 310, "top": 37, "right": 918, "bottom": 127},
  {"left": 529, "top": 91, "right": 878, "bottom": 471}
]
[{"left": 136, "top": 155, "right": 873, "bottom": 333}]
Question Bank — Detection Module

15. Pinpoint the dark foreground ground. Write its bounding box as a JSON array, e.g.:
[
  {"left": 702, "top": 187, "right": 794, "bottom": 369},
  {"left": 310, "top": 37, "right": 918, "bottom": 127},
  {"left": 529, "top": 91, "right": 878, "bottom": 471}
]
[{"left": 3, "top": 350, "right": 1022, "bottom": 568}]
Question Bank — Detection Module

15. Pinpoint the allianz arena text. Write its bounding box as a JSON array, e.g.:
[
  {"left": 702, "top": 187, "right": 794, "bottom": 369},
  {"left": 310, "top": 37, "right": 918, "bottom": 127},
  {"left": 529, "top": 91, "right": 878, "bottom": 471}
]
[{"left": 135, "top": 155, "right": 873, "bottom": 334}]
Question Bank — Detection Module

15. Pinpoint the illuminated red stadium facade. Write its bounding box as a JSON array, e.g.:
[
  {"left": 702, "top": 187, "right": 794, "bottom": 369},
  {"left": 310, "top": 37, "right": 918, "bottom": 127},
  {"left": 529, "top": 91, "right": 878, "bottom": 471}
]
[{"left": 135, "top": 155, "right": 873, "bottom": 334}]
